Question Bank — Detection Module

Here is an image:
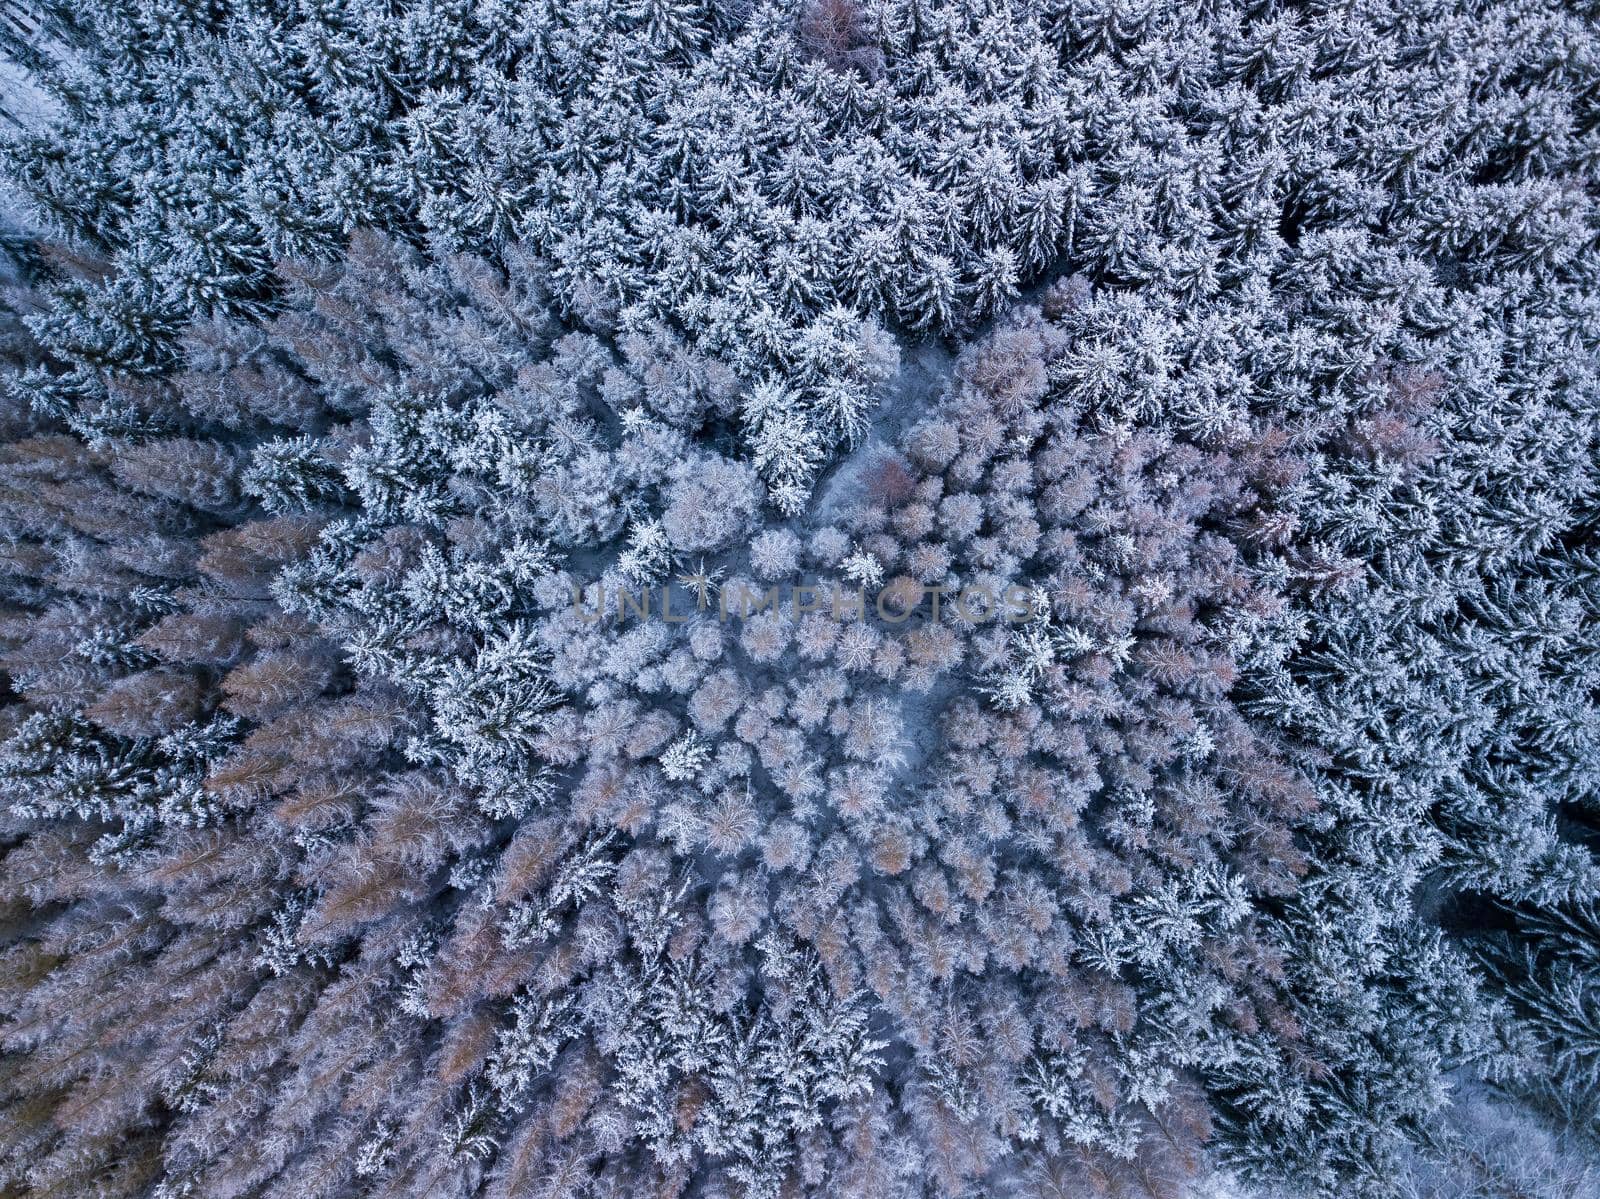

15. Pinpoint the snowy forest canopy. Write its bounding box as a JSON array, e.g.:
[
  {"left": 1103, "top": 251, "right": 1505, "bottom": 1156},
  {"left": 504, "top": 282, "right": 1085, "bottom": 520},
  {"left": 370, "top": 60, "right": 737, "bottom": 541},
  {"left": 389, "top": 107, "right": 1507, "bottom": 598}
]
[{"left": 0, "top": 0, "right": 1597, "bottom": 1196}]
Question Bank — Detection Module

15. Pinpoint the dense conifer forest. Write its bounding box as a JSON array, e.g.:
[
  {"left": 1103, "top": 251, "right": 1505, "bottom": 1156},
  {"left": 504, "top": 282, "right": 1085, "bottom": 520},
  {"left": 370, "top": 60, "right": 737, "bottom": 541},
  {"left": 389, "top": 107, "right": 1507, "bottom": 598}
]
[{"left": 0, "top": 1, "right": 1597, "bottom": 1196}]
